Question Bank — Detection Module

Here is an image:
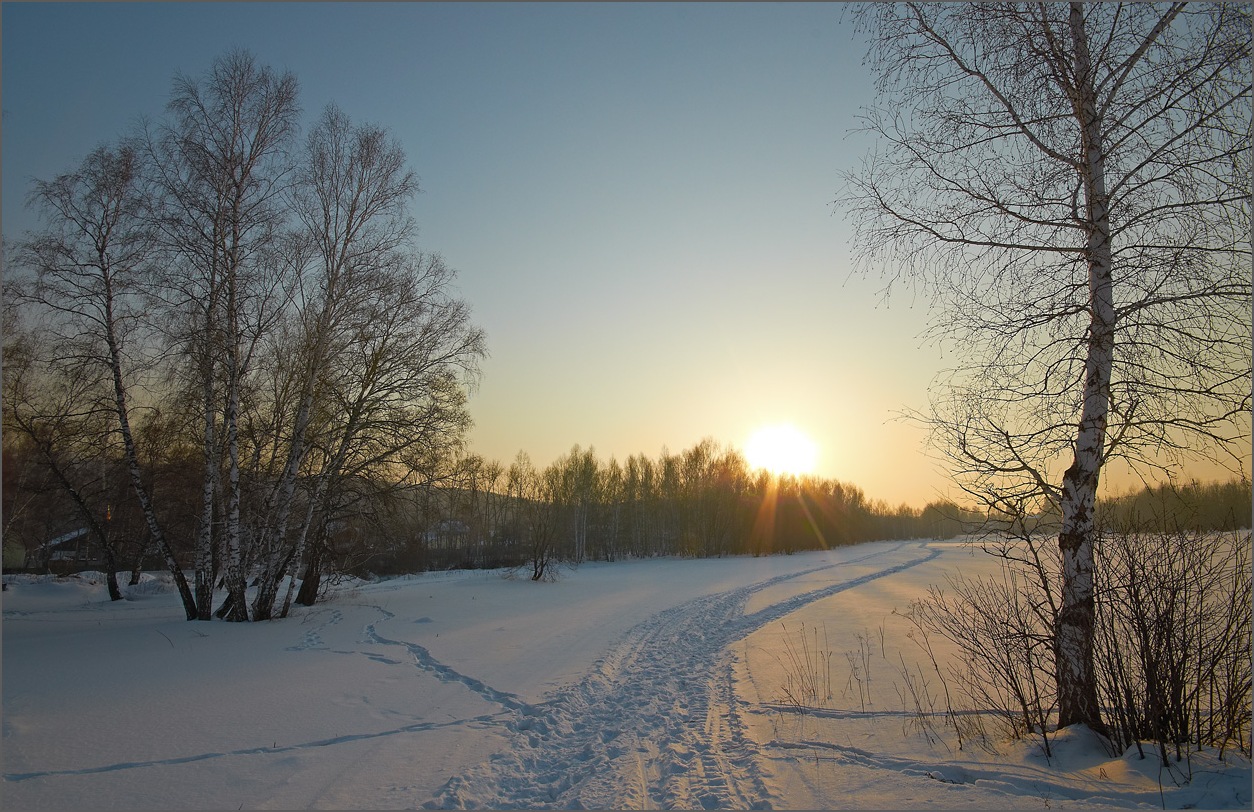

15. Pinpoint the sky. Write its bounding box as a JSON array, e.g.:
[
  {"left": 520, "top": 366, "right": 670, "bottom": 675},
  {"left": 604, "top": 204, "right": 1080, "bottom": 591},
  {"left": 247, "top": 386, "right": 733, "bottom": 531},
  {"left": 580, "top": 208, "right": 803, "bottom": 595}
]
[{"left": 4, "top": 3, "right": 1238, "bottom": 509}]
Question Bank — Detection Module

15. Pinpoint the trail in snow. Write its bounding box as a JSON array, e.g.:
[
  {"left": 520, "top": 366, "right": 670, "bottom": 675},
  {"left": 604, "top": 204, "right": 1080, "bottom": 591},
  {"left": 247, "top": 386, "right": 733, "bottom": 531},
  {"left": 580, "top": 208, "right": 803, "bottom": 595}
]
[
  {"left": 2, "top": 714, "right": 503, "bottom": 783},
  {"left": 1, "top": 543, "right": 941, "bottom": 806},
  {"left": 418, "top": 541, "right": 942, "bottom": 809},
  {"left": 365, "top": 608, "right": 531, "bottom": 712},
  {"left": 7, "top": 544, "right": 1249, "bottom": 811}
]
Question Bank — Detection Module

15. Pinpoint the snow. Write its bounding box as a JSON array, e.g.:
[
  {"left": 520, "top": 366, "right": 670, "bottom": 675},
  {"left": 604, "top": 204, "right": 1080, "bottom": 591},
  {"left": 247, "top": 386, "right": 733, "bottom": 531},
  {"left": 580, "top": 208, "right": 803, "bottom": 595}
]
[{"left": 3, "top": 540, "right": 1249, "bottom": 809}]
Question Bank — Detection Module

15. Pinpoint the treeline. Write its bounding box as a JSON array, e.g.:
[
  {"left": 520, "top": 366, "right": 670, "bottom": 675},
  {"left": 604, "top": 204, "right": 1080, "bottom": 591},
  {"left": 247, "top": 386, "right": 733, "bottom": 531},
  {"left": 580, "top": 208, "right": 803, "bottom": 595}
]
[
  {"left": 1096, "top": 478, "right": 1252, "bottom": 533},
  {"left": 372, "top": 454, "right": 1252, "bottom": 580},
  {"left": 354, "top": 440, "right": 985, "bottom": 579},
  {"left": 1, "top": 436, "right": 980, "bottom": 587},
  {"left": 2, "top": 49, "right": 485, "bottom": 619}
]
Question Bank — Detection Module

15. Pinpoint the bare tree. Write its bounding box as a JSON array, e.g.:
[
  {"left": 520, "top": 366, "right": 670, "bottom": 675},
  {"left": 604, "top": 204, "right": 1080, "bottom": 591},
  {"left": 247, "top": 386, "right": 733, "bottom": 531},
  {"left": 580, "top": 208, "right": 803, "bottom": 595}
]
[
  {"left": 2, "top": 327, "right": 125, "bottom": 599},
  {"left": 288, "top": 251, "right": 485, "bottom": 609},
  {"left": 502, "top": 453, "right": 563, "bottom": 581},
  {"left": 14, "top": 143, "right": 199, "bottom": 615},
  {"left": 146, "top": 48, "right": 301, "bottom": 620},
  {"left": 248, "top": 103, "right": 420, "bottom": 620},
  {"left": 843, "top": 3, "right": 1250, "bottom": 732}
]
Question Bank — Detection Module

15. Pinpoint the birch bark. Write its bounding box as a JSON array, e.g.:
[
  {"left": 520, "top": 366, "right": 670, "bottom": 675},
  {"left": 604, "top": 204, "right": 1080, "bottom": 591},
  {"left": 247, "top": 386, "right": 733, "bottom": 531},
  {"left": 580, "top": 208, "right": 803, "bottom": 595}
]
[{"left": 1054, "top": 1, "right": 1116, "bottom": 732}]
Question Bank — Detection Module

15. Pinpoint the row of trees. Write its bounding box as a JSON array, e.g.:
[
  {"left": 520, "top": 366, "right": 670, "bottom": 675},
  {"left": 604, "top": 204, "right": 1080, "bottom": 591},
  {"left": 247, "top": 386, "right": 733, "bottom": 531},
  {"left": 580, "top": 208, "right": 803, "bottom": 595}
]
[
  {"left": 3, "top": 49, "right": 486, "bottom": 620},
  {"left": 1096, "top": 477, "right": 1252, "bottom": 533},
  {"left": 1, "top": 435, "right": 981, "bottom": 586},
  {"left": 380, "top": 440, "right": 986, "bottom": 579},
  {"left": 8, "top": 403, "right": 1247, "bottom": 592},
  {"left": 225, "top": 438, "right": 1247, "bottom": 584}
]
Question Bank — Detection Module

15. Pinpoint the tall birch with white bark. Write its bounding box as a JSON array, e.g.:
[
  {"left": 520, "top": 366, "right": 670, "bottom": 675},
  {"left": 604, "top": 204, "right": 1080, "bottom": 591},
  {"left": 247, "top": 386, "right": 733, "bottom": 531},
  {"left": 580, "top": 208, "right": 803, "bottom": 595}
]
[
  {"left": 843, "top": 2, "right": 1250, "bottom": 733},
  {"left": 147, "top": 49, "right": 301, "bottom": 621},
  {"left": 250, "top": 103, "right": 422, "bottom": 619}
]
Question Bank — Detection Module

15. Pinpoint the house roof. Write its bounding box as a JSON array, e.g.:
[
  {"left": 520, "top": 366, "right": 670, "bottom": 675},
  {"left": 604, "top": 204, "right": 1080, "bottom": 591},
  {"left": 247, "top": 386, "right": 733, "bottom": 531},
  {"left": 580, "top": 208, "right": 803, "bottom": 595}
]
[{"left": 45, "top": 527, "right": 91, "bottom": 548}]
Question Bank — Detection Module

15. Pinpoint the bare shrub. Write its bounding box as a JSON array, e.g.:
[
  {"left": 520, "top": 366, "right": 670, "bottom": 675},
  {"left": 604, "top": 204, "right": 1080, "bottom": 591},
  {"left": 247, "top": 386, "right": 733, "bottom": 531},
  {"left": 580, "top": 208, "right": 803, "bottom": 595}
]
[
  {"left": 772, "top": 622, "right": 834, "bottom": 711},
  {"left": 839, "top": 628, "right": 881, "bottom": 712},
  {"left": 908, "top": 525, "right": 1251, "bottom": 766},
  {"left": 1094, "top": 526, "right": 1252, "bottom": 762},
  {"left": 900, "top": 575, "right": 1043, "bottom": 755},
  {"left": 893, "top": 650, "right": 947, "bottom": 748}
]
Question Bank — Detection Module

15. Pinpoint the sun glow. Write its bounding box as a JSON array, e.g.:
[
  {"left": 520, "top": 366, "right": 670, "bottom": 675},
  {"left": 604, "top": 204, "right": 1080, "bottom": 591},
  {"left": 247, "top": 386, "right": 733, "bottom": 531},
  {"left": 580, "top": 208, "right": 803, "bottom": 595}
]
[{"left": 744, "top": 423, "right": 819, "bottom": 477}]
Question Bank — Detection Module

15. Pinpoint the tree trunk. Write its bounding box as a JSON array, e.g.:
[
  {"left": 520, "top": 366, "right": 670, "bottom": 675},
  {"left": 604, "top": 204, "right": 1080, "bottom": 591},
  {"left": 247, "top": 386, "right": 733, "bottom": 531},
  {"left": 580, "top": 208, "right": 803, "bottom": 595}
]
[
  {"left": 220, "top": 251, "right": 250, "bottom": 622},
  {"left": 295, "top": 536, "right": 324, "bottom": 607},
  {"left": 192, "top": 278, "right": 221, "bottom": 622},
  {"left": 1054, "top": 2, "right": 1114, "bottom": 735},
  {"left": 31, "top": 438, "right": 123, "bottom": 602},
  {"left": 278, "top": 493, "right": 321, "bottom": 618},
  {"left": 99, "top": 540, "right": 122, "bottom": 602},
  {"left": 252, "top": 326, "right": 326, "bottom": 620},
  {"left": 221, "top": 373, "right": 249, "bottom": 621},
  {"left": 105, "top": 296, "right": 197, "bottom": 618},
  {"left": 129, "top": 533, "right": 153, "bottom": 586}
]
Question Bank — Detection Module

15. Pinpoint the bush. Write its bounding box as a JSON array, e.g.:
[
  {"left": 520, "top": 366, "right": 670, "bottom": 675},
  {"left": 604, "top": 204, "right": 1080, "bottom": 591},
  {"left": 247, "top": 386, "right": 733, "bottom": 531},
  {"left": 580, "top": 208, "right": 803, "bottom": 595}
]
[
  {"left": 1094, "top": 527, "right": 1251, "bottom": 760},
  {"left": 906, "top": 553, "right": 1058, "bottom": 757},
  {"left": 909, "top": 525, "right": 1251, "bottom": 763}
]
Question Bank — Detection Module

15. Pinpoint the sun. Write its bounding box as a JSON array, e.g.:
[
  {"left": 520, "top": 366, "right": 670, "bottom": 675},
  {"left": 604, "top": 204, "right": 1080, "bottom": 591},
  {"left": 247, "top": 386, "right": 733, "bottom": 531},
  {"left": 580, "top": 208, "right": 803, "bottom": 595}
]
[{"left": 744, "top": 423, "right": 818, "bottom": 477}]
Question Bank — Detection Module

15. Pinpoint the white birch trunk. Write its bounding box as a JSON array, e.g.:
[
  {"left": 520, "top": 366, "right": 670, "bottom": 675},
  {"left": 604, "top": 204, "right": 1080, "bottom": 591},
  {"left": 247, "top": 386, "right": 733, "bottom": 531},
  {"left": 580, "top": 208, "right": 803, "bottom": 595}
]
[
  {"left": 194, "top": 321, "right": 218, "bottom": 621},
  {"left": 1055, "top": 2, "right": 1114, "bottom": 734},
  {"left": 278, "top": 482, "right": 323, "bottom": 619},
  {"left": 221, "top": 250, "right": 250, "bottom": 622},
  {"left": 102, "top": 265, "right": 199, "bottom": 619},
  {"left": 251, "top": 341, "right": 323, "bottom": 620}
]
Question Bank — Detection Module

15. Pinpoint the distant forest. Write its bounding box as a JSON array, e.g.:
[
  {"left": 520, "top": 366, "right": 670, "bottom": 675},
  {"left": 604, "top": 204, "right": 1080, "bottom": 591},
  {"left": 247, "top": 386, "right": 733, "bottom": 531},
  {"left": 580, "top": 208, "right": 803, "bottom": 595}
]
[
  {"left": 1095, "top": 477, "right": 1253, "bottom": 534},
  {"left": 397, "top": 448, "right": 1251, "bottom": 578},
  {"left": 5, "top": 434, "right": 1248, "bottom": 582}
]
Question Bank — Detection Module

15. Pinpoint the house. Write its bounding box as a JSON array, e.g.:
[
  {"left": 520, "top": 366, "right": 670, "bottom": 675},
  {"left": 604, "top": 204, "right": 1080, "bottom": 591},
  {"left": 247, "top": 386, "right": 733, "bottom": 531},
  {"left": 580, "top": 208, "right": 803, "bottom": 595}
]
[
  {"left": 36, "top": 528, "right": 108, "bottom": 573},
  {"left": 2, "top": 540, "right": 25, "bottom": 570},
  {"left": 423, "top": 519, "right": 471, "bottom": 548}
]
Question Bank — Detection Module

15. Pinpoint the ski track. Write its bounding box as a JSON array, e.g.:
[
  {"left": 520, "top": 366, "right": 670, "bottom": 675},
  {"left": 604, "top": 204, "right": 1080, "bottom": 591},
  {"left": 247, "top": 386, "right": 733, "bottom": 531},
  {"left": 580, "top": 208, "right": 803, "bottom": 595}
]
[
  {"left": 4, "top": 541, "right": 944, "bottom": 809},
  {"left": 2, "top": 713, "right": 509, "bottom": 783},
  {"left": 424, "top": 540, "right": 941, "bottom": 810}
]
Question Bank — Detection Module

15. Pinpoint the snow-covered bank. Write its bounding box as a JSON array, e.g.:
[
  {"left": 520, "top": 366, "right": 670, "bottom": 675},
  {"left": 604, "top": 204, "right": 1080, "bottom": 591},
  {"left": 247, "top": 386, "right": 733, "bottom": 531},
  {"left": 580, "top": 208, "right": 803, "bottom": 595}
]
[{"left": 4, "top": 541, "right": 1249, "bottom": 809}]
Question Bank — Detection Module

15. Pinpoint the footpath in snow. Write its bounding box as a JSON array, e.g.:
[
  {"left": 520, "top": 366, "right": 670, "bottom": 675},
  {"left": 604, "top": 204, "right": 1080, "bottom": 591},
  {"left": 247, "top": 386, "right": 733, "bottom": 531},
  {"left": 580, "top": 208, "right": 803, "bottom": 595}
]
[
  {"left": 3, "top": 540, "right": 1249, "bottom": 810},
  {"left": 425, "top": 541, "right": 939, "bottom": 809}
]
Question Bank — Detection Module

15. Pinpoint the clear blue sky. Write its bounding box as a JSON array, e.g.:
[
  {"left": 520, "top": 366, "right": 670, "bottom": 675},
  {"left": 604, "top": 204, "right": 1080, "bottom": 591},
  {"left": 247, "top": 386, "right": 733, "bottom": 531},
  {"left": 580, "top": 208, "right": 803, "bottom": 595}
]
[{"left": 4, "top": 2, "right": 958, "bottom": 507}]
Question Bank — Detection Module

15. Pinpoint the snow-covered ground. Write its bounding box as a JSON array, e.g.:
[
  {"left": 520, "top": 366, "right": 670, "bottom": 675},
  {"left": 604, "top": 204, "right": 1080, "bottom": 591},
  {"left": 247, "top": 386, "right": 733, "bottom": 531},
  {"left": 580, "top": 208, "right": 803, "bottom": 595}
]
[{"left": 3, "top": 539, "right": 1249, "bottom": 809}]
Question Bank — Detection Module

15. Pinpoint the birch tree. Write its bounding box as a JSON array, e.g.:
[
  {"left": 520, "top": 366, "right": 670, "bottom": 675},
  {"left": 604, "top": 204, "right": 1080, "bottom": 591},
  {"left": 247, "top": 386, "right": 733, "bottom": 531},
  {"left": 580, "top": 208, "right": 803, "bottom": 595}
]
[
  {"left": 14, "top": 143, "right": 199, "bottom": 616},
  {"left": 247, "top": 103, "right": 420, "bottom": 620},
  {"left": 3, "top": 326, "right": 125, "bottom": 599},
  {"left": 843, "top": 3, "right": 1250, "bottom": 733},
  {"left": 505, "top": 452, "right": 562, "bottom": 581},
  {"left": 147, "top": 48, "right": 301, "bottom": 620},
  {"left": 288, "top": 251, "right": 485, "bottom": 609}
]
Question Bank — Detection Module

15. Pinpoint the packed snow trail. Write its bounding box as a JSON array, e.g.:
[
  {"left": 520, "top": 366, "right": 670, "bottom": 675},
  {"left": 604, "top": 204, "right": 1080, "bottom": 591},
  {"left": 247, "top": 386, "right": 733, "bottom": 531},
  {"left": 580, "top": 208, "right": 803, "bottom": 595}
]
[{"left": 421, "top": 541, "right": 940, "bottom": 809}]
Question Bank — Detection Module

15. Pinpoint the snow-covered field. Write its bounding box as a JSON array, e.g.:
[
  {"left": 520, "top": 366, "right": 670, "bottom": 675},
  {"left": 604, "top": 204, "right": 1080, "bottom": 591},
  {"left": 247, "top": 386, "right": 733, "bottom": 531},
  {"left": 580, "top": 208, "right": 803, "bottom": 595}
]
[{"left": 3, "top": 539, "right": 1249, "bottom": 809}]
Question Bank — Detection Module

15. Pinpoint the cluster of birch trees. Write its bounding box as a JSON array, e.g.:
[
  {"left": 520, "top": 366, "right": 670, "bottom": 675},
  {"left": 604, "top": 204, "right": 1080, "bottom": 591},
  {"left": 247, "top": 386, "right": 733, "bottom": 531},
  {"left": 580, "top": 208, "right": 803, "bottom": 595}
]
[{"left": 4, "top": 49, "right": 486, "bottom": 620}]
